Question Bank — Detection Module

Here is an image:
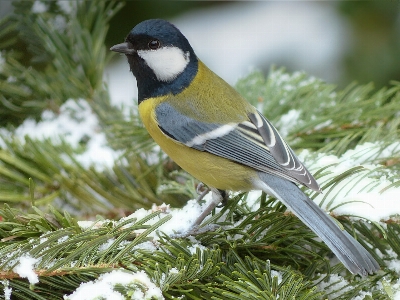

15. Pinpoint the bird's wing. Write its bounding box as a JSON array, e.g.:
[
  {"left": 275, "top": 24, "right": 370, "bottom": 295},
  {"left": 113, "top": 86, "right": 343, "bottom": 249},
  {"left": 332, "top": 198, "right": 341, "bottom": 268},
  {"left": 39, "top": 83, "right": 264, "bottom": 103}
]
[
  {"left": 247, "top": 111, "right": 320, "bottom": 191},
  {"left": 155, "top": 102, "right": 320, "bottom": 191}
]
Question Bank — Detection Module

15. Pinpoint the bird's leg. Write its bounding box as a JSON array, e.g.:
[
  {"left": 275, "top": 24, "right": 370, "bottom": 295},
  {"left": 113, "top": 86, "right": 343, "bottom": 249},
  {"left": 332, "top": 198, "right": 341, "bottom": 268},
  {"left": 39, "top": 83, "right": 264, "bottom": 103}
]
[
  {"left": 216, "top": 189, "right": 229, "bottom": 208},
  {"left": 196, "top": 183, "right": 210, "bottom": 202},
  {"left": 172, "top": 188, "right": 224, "bottom": 237},
  {"left": 192, "top": 188, "right": 223, "bottom": 227}
]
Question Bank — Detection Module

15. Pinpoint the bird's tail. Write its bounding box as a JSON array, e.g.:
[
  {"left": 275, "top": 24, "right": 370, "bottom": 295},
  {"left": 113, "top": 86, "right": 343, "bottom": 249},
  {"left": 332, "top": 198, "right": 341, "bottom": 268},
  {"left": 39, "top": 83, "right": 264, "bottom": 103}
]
[{"left": 255, "top": 172, "right": 379, "bottom": 276}]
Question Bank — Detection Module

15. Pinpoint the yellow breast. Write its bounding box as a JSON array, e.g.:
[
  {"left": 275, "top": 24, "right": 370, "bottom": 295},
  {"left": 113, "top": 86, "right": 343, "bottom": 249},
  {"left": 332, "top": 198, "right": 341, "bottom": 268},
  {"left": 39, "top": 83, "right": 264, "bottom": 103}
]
[
  {"left": 139, "top": 98, "right": 255, "bottom": 191},
  {"left": 137, "top": 61, "right": 258, "bottom": 191}
]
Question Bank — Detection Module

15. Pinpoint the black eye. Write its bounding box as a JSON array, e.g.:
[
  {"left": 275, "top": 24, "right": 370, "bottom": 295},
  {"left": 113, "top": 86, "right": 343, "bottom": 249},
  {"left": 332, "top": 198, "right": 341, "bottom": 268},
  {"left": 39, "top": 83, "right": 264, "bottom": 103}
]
[{"left": 148, "top": 39, "right": 160, "bottom": 50}]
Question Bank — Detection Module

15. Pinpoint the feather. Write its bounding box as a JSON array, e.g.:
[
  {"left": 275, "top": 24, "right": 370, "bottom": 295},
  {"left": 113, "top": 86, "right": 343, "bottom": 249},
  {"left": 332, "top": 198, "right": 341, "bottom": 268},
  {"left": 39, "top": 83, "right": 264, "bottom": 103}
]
[
  {"left": 248, "top": 111, "right": 320, "bottom": 191},
  {"left": 155, "top": 102, "right": 319, "bottom": 190},
  {"left": 254, "top": 173, "right": 379, "bottom": 276}
]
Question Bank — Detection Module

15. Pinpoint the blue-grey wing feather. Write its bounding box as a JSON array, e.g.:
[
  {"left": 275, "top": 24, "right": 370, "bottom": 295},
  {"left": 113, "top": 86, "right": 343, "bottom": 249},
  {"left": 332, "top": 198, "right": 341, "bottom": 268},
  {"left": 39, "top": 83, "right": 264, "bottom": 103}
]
[
  {"left": 248, "top": 112, "right": 320, "bottom": 191},
  {"left": 156, "top": 102, "right": 218, "bottom": 142},
  {"left": 156, "top": 102, "right": 318, "bottom": 189}
]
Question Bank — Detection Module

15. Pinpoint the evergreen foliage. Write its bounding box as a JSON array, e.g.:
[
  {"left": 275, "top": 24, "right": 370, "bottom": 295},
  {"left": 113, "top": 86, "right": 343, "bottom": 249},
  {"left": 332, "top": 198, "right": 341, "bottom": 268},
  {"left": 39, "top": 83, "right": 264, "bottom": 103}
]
[{"left": 0, "top": 1, "right": 399, "bottom": 299}]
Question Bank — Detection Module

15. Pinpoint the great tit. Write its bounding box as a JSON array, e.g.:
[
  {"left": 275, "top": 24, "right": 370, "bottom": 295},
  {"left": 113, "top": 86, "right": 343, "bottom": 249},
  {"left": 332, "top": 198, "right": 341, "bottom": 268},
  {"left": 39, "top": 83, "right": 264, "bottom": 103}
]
[{"left": 110, "top": 19, "right": 379, "bottom": 276}]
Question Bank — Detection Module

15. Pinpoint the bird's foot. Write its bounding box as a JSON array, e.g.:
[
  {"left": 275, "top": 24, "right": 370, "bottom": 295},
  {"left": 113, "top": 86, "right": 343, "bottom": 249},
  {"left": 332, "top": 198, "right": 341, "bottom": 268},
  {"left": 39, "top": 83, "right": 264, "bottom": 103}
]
[{"left": 196, "top": 183, "right": 210, "bottom": 202}]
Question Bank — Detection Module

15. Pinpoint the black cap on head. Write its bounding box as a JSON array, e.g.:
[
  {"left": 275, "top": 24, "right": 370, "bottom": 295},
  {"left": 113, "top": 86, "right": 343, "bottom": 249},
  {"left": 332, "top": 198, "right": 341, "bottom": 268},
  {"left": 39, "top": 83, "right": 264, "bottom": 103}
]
[
  {"left": 126, "top": 19, "right": 193, "bottom": 54},
  {"left": 111, "top": 19, "right": 198, "bottom": 102}
]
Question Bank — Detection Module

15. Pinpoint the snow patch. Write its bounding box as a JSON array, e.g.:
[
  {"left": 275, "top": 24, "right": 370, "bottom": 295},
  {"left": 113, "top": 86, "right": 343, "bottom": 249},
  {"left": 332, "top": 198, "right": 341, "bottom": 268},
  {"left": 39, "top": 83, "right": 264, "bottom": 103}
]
[
  {"left": 64, "top": 270, "right": 163, "bottom": 300},
  {"left": 12, "top": 255, "right": 39, "bottom": 284}
]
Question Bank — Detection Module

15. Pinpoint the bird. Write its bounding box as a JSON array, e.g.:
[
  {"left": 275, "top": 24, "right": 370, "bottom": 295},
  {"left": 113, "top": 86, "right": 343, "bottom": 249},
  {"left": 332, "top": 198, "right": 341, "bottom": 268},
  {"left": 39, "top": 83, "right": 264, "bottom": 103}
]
[{"left": 110, "top": 19, "right": 379, "bottom": 276}]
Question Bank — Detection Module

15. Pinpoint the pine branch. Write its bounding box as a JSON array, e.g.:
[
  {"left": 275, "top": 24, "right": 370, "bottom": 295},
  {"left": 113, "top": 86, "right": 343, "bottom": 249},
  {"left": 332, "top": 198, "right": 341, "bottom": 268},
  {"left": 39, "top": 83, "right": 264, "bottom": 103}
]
[
  {"left": 0, "top": 190, "right": 394, "bottom": 299},
  {"left": 0, "top": 0, "right": 123, "bottom": 126},
  {"left": 236, "top": 69, "right": 400, "bottom": 156},
  {"left": 0, "top": 1, "right": 399, "bottom": 299}
]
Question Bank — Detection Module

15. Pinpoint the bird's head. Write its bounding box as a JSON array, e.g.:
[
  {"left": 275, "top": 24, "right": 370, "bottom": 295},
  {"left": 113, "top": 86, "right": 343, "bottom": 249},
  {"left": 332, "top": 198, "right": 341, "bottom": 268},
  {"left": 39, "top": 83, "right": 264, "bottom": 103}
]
[{"left": 111, "top": 19, "right": 198, "bottom": 101}]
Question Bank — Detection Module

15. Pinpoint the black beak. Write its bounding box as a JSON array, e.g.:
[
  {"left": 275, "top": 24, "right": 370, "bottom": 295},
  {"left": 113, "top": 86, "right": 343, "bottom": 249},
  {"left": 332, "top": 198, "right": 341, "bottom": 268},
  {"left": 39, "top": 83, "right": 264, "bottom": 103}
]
[{"left": 110, "top": 42, "right": 135, "bottom": 55}]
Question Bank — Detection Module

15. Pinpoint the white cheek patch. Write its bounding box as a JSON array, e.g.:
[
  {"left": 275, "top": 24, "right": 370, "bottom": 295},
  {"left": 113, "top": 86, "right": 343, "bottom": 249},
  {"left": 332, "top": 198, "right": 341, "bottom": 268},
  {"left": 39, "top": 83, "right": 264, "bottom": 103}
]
[{"left": 137, "top": 47, "right": 190, "bottom": 82}]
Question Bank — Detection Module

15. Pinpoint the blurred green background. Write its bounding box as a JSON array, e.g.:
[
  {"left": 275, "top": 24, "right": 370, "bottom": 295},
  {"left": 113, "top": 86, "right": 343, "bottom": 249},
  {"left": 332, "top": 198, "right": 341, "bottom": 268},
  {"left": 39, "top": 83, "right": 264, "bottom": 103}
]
[
  {"left": 337, "top": 1, "right": 400, "bottom": 88},
  {"left": 1, "top": 1, "right": 399, "bottom": 88}
]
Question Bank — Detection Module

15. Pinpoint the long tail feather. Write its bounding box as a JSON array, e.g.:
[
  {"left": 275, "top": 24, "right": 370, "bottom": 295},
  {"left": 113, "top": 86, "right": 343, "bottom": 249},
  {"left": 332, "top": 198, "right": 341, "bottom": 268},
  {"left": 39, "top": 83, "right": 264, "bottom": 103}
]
[{"left": 255, "top": 172, "right": 380, "bottom": 276}]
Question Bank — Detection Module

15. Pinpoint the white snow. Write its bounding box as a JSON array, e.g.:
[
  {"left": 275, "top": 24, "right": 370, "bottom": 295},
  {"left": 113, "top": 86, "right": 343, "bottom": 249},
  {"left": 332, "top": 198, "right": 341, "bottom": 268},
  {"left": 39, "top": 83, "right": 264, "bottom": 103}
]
[
  {"left": 270, "top": 269, "right": 283, "bottom": 285},
  {"left": 276, "top": 109, "right": 303, "bottom": 138},
  {"left": 351, "top": 291, "right": 373, "bottom": 300},
  {"left": 77, "top": 200, "right": 213, "bottom": 248},
  {"left": 31, "top": 1, "right": 47, "bottom": 13},
  {"left": 78, "top": 192, "right": 226, "bottom": 240},
  {"left": 386, "top": 249, "right": 400, "bottom": 274},
  {"left": 1, "top": 280, "right": 12, "bottom": 300},
  {"left": 187, "top": 243, "right": 207, "bottom": 256},
  {"left": 394, "top": 280, "right": 400, "bottom": 300},
  {"left": 98, "top": 238, "right": 116, "bottom": 252},
  {"left": 316, "top": 274, "right": 395, "bottom": 300},
  {"left": 119, "top": 199, "right": 211, "bottom": 237},
  {"left": 57, "top": 236, "right": 69, "bottom": 244},
  {"left": 77, "top": 220, "right": 110, "bottom": 230},
  {"left": 51, "top": 15, "right": 67, "bottom": 32},
  {"left": 299, "top": 142, "right": 400, "bottom": 222},
  {"left": 244, "top": 190, "right": 263, "bottom": 211},
  {"left": 64, "top": 270, "right": 163, "bottom": 300},
  {"left": 9, "top": 99, "right": 122, "bottom": 171},
  {"left": 57, "top": 0, "right": 74, "bottom": 15},
  {"left": 12, "top": 255, "right": 39, "bottom": 284},
  {"left": 316, "top": 274, "right": 352, "bottom": 299},
  {"left": 313, "top": 119, "right": 333, "bottom": 131}
]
